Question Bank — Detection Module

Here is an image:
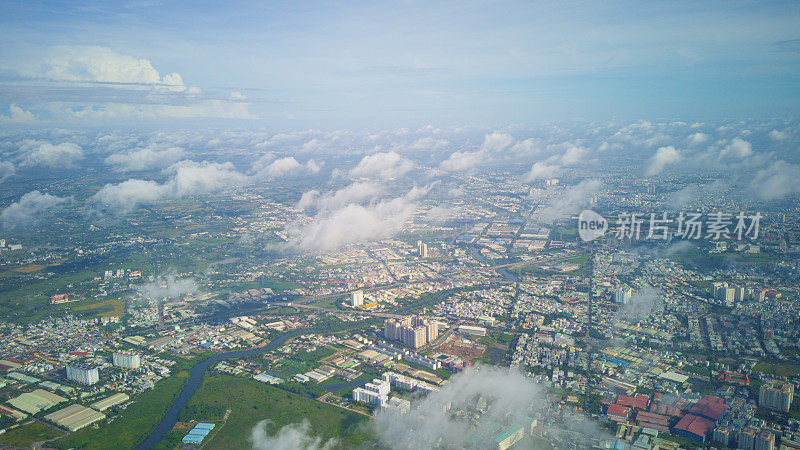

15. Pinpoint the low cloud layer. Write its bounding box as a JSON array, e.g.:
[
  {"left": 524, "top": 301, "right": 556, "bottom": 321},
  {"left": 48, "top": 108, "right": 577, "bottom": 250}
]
[
  {"left": 536, "top": 179, "right": 601, "bottom": 223},
  {"left": 250, "top": 420, "right": 337, "bottom": 450},
  {"left": 439, "top": 150, "right": 483, "bottom": 172},
  {"left": 105, "top": 145, "right": 186, "bottom": 171},
  {"left": 646, "top": 145, "right": 681, "bottom": 175},
  {"left": 374, "top": 366, "right": 544, "bottom": 449},
  {"left": 0, "top": 161, "right": 15, "bottom": 182},
  {"left": 750, "top": 160, "right": 800, "bottom": 200},
  {"left": 288, "top": 182, "right": 436, "bottom": 250},
  {"left": 349, "top": 151, "right": 413, "bottom": 179},
  {"left": 1, "top": 190, "right": 72, "bottom": 229},
  {"left": 292, "top": 195, "right": 416, "bottom": 250},
  {"left": 92, "top": 160, "right": 247, "bottom": 214},
  {"left": 20, "top": 140, "right": 84, "bottom": 169},
  {"left": 252, "top": 154, "right": 321, "bottom": 178},
  {"left": 138, "top": 274, "right": 198, "bottom": 299},
  {"left": 615, "top": 286, "right": 660, "bottom": 322},
  {"left": 439, "top": 132, "right": 515, "bottom": 172},
  {"left": 522, "top": 161, "right": 560, "bottom": 182}
]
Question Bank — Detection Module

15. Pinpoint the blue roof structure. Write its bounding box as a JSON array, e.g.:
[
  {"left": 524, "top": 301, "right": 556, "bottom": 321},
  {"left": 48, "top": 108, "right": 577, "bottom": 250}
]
[{"left": 182, "top": 423, "right": 215, "bottom": 444}]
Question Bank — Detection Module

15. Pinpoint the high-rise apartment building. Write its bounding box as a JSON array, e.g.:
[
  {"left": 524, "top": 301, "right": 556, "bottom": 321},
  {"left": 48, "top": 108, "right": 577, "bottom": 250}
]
[
  {"left": 417, "top": 241, "right": 428, "bottom": 257},
  {"left": 350, "top": 290, "right": 364, "bottom": 307},
  {"left": 759, "top": 380, "right": 794, "bottom": 412},
  {"left": 384, "top": 316, "right": 437, "bottom": 348},
  {"left": 615, "top": 287, "right": 632, "bottom": 304},
  {"left": 66, "top": 363, "right": 99, "bottom": 385},
  {"left": 112, "top": 352, "right": 141, "bottom": 369}
]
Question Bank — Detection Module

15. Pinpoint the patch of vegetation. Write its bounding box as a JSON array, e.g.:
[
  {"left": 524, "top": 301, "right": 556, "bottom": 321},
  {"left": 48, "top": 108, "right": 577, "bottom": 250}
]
[
  {"left": 0, "top": 421, "right": 65, "bottom": 447},
  {"left": 176, "top": 375, "right": 371, "bottom": 449},
  {"left": 753, "top": 362, "right": 800, "bottom": 377}
]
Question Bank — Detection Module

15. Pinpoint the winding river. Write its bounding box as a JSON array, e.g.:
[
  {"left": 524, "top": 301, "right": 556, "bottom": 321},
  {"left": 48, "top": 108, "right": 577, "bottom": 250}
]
[
  {"left": 138, "top": 248, "right": 514, "bottom": 448},
  {"left": 135, "top": 331, "right": 300, "bottom": 449},
  {"left": 469, "top": 246, "right": 519, "bottom": 282}
]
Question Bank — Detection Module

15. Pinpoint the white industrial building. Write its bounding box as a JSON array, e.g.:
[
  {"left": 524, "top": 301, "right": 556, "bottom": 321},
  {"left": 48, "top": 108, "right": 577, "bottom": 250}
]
[{"left": 66, "top": 363, "right": 99, "bottom": 385}]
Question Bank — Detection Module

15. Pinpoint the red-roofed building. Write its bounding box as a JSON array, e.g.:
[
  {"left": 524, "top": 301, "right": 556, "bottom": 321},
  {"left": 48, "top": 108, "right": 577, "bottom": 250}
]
[
  {"left": 718, "top": 371, "right": 750, "bottom": 386},
  {"left": 50, "top": 293, "right": 74, "bottom": 304},
  {"left": 689, "top": 395, "right": 728, "bottom": 422},
  {"left": 616, "top": 393, "right": 650, "bottom": 410},
  {"left": 636, "top": 410, "right": 670, "bottom": 428},
  {"left": 673, "top": 414, "right": 715, "bottom": 442},
  {"left": 650, "top": 401, "right": 683, "bottom": 417},
  {"left": 607, "top": 403, "right": 631, "bottom": 422}
]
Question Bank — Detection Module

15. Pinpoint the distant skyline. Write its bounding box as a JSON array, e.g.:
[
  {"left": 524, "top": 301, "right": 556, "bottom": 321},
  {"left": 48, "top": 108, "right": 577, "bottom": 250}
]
[{"left": 1, "top": 0, "right": 799, "bottom": 128}]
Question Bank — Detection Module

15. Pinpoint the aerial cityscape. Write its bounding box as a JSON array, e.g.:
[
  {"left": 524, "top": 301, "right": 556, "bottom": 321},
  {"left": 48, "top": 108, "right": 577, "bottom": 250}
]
[{"left": 0, "top": 1, "right": 799, "bottom": 449}]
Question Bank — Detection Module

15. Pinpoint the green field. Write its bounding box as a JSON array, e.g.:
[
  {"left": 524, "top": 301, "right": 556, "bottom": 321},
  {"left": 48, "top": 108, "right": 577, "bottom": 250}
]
[
  {"left": 0, "top": 420, "right": 65, "bottom": 447},
  {"left": 753, "top": 362, "right": 800, "bottom": 377},
  {"left": 164, "top": 375, "right": 370, "bottom": 449}
]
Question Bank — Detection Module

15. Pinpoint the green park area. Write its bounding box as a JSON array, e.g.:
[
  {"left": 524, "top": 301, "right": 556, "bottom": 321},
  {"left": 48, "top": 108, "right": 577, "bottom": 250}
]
[
  {"left": 753, "top": 362, "right": 800, "bottom": 377},
  {"left": 155, "top": 375, "right": 370, "bottom": 449}
]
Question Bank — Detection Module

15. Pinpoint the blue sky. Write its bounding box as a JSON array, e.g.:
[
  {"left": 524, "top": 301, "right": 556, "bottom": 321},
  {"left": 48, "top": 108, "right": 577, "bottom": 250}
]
[{"left": 0, "top": 0, "right": 799, "bottom": 128}]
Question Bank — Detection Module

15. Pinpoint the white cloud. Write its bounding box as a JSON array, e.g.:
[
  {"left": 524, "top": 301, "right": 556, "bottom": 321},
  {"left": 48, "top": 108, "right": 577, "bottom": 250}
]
[
  {"left": 92, "top": 160, "right": 247, "bottom": 214},
  {"left": 615, "top": 286, "right": 660, "bottom": 322},
  {"left": 37, "top": 45, "right": 186, "bottom": 90},
  {"left": 166, "top": 160, "right": 248, "bottom": 197},
  {"left": 292, "top": 196, "right": 416, "bottom": 250},
  {"left": 768, "top": 129, "right": 787, "bottom": 140},
  {"left": 719, "top": 137, "right": 753, "bottom": 160},
  {"left": 305, "top": 159, "right": 322, "bottom": 174},
  {"left": 439, "top": 150, "right": 483, "bottom": 172},
  {"left": 105, "top": 145, "right": 186, "bottom": 171},
  {"left": 395, "top": 137, "right": 450, "bottom": 153},
  {"left": 138, "top": 274, "right": 198, "bottom": 299},
  {"left": 250, "top": 420, "right": 336, "bottom": 450},
  {"left": 558, "top": 144, "right": 587, "bottom": 165},
  {"left": 51, "top": 100, "right": 254, "bottom": 121},
  {"left": 0, "top": 104, "right": 37, "bottom": 123},
  {"left": 19, "top": 140, "right": 84, "bottom": 169},
  {"left": 687, "top": 132, "right": 708, "bottom": 144},
  {"left": 349, "top": 151, "right": 413, "bottom": 179},
  {"left": 522, "top": 162, "right": 560, "bottom": 182},
  {"left": 750, "top": 160, "right": 800, "bottom": 200},
  {"left": 263, "top": 156, "right": 302, "bottom": 177},
  {"left": 14, "top": 46, "right": 254, "bottom": 121},
  {"left": 480, "top": 132, "right": 515, "bottom": 153},
  {"left": 1, "top": 190, "right": 72, "bottom": 229},
  {"left": 536, "top": 179, "right": 601, "bottom": 223},
  {"left": 509, "top": 138, "right": 540, "bottom": 155},
  {"left": 646, "top": 145, "right": 682, "bottom": 175},
  {"left": 374, "top": 366, "right": 545, "bottom": 449},
  {"left": 252, "top": 154, "right": 323, "bottom": 178},
  {"left": 438, "top": 132, "right": 516, "bottom": 172},
  {"left": 0, "top": 161, "right": 15, "bottom": 182},
  {"left": 296, "top": 181, "right": 381, "bottom": 212},
  {"left": 92, "top": 179, "right": 170, "bottom": 214},
  {"left": 404, "top": 181, "right": 440, "bottom": 201},
  {"left": 289, "top": 183, "right": 434, "bottom": 250}
]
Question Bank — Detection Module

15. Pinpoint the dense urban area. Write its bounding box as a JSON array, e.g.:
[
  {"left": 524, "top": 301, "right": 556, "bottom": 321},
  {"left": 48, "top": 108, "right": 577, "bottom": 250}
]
[{"left": 0, "top": 120, "right": 799, "bottom": 449}]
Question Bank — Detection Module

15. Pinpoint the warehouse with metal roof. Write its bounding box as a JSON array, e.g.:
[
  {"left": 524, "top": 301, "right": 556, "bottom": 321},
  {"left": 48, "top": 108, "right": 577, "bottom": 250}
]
[
  {"left": 7, "top": 389, "right": 67, "bottom": 414},
  {"left": 91, "top": 393, "right": 130, "bottom": 411},
  {"left": 45, "top": 404, "right": 106, "bottom": 431}
]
